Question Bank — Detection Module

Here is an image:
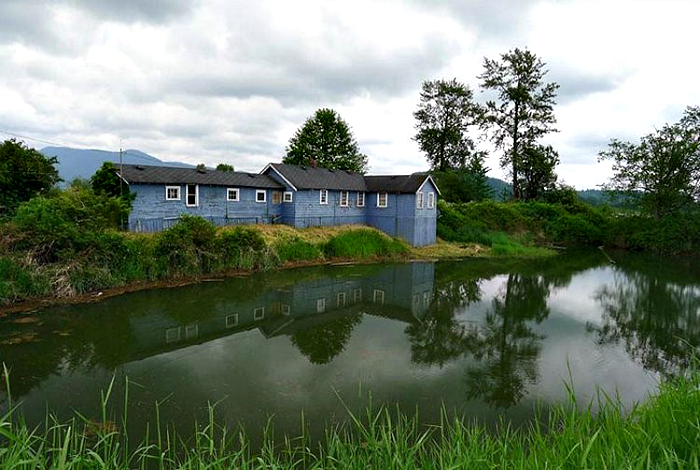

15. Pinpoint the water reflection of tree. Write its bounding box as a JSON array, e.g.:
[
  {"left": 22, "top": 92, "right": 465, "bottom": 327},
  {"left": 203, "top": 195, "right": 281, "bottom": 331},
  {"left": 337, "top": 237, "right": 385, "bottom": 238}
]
[
  {"left": 406, "top": 279, "right": 480, "bottom": 367},
  {"left": 590, "top": 270, "right": 700, "bottom": 377},
  {"left": 291, "top": 313, "right": 362, "bottom": 364},
  {"left": 464, "top": 274, "right": 550, "bottom": 408}
]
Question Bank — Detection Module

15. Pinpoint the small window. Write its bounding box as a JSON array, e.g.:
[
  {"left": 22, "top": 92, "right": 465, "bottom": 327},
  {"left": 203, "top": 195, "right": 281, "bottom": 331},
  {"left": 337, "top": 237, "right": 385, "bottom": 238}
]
[
  {"left": 283, "top": 191, "right": 293, "bottom": 203},
  {"left": 337, "top": 292, "right": 346, "bottom": 307},
  {"left": 428, "top": 192, "right": 435, "bottom": 209},
  {"left": 423, "top": 291, "right": 430, "bottom": 307},
  {"left": 373, "top": 289, "right": 385, "bottom": 305},
  {"left": 272, "top": 191, "right": 282, "bottom": 204},
  {"left": 339, "top": 191, "right": 349, "bottom": 207},
  {"left": 416, "top": 192, "right": 424, "bottom": 209},
  {"left": 227, "top": 188, "right": 239, "bottom": 201},
  {"left": 316, "top": 298, "right": 326, "bottom": 313},
  {"left": 377, "top": 192, "right": 388, "bottom": 208},
  {"left": 319, "top": 189, "right": 328, "bottom": 205},
  {"left": 186, "top": 184, "right": 198, "bottom": 207},
  {"left": 282, "top": 304, "right": 291, "bottom": 316},
  {"left": 354, "top": 288, "right": 362, "bottom": 303},
  {"left": 226, "top": 314, "right": 239, "bottom": 328},
  {"left": 166, "top": 186, "right": 180, "bottom": 201},
  {"left": 255, "top": 190, "right": 266, "bottom": 203},
  {"left": 185, "top": 323, "right": 198, "bottom": 339},
  {"left": 254, "top": 307, "right": 265, "bottom": 320},
  {"left": 357, "top": 192, "right": 365, "bottom": 207},
  {"left": 165, "top": 327, "right": 181, "bottom": 344}
]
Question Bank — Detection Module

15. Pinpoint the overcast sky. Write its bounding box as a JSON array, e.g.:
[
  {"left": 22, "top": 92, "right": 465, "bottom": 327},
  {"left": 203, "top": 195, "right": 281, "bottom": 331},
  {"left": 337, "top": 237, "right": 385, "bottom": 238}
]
[{"left": 1, "top": 0, "right": 699, "bottom": 188}]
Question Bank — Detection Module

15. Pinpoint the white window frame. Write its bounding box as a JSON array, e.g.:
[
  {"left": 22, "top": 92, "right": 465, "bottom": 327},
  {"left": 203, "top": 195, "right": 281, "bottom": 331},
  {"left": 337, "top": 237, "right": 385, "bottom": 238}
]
[
  {"left": 226, "top": 313, "right": 239, "bottom": 328},
  {"left": 281, "top": 304, "right": 291, "bottom": 316},
  {"left": 186, "top": 184, "right": 198, "bottom": 207},
  {"left": 377, "top": 192, "right": 388, "bottom": 208},
  {"left": 185, "top": 323, "right": 198, "bottom": 340},
  {"left": 165, "top": 185, "right": 181, "bottom": 201},
  {"left": 227, "top": 188, "right": 239, "bottom": 202},
  {"left": 354, "top": 288, "right": 362, "bottom": 303},
  {"left": 428, "top": 192, "right": 435, "bottom": 209},
  {"left": 316, "top": 298, "right": 326, "bottom": 313},
  {"left": 337, "top": 292, "right": 346, "bottom": 307},
  {"left": 254, "top": 306, "right": 265, "bottom": 320},
  {"left": 357, "top": 192, "right": 365, "bottom": 207},
  {"left": 339, "top": 190, "right": 349, "bottom": 207},
  {"left": 165, "top": 327, "right": 181, "bottom": 344},
  {"left": 255, "top": 190, "right": 267, "bottom": 203},
  {"left": 283, "top": 191, "right": 293, "bottom": 203},
  {"left": 373, "top": 289, "right": 385, "bottom": 305},
  {"left": 416, "top": 191, "right": 424, "bottom": 209},
  {"left": 319, "top": 189, "right": 328, "bottom": 205}
]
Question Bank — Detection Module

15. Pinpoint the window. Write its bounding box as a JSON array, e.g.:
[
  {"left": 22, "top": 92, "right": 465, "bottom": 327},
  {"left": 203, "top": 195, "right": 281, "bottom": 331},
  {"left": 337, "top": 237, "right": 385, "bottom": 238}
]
[
  {"left": 165, "top": 327, "right": 180, "bottom": 343},
  {"left": 254, "top": 307, "right": 265, "bottom": 320},
  {"left": 281, "top": 304, "right": 291, "bottom": 316},
  {"left": 354, "top": 288, "right": 362, "bottom": 303},
  {"left": 373, "top": 289, "right": 385, "bottom": 305},
  {"left": 337, "top": 292, "right": 346, "bottom": 307},
  {"left": 166, "top": 186, "right": 180, "bottom": 201},
  {"left": 423, "top": 291, "right": 431, "bottom": 308},
  {"left": 186, "top": 184, "right": 198, "bottom": 207},
  {"left": 416, "top": 191, "right": 424, "bottom": 209},
  {"left": 319, "top": 189, "right": 328, "bottom": 205},
  {"left": 185, "top": 323, "right": 198, "bottom": 340},
  {"left": 255, "top": 190, "right": 266, "bottom": 203},
  {"left": 272, "top": 191, "right": 282, "bottom": 204},
  {"left": 316, "top": 298, "right": 326, "bottom": 313},
  {"left": 339, "top": 190, "right": 349, "bottom": 207},
  {"left": 227, "top": 188, "right": 239, "bottom": 201},
  {"left": 283, "top": 191, "right": 293, "bottom": 203},
  {"left": 226, "top": 314, "right": 239, "bottom": 328},
  {"left": 377, "top": 192, "right": 388, "bottom": 208},
  {"left": 428, "top": 192, "right": 435, "bottom": 209},
  {"left": 357, "top": 192, "right": 365, "bottom": 207}
]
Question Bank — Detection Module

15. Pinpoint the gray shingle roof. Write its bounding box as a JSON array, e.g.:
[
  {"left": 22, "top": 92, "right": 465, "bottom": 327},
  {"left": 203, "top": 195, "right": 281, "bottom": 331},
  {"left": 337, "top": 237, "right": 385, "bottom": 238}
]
[
  {"left": 266, "top": 163, "right": 368, "bottom": 191},
  {"left": 118, "top": 164, "right": 283, "bottom": 189},
  {"left": 364, "top": 174, "right": 432, "bottom": 194}
]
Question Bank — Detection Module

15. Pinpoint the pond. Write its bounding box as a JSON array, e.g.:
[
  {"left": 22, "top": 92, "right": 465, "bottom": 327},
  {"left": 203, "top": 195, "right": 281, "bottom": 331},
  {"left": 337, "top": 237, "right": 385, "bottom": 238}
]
[{"left": 1, "top": 250, "right": 699, "bottom": 446}]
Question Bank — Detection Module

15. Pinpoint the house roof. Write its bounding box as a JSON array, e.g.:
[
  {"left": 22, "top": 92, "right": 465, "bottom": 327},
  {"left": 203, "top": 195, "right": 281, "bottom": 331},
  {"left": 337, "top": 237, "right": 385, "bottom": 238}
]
[
  {"left": 364, "top": 174, "right": 437, "bottom": 194},
  {"left": 264, "top": 163, "right": 368, "bottom": 191},
  {"left": 118, "top": 164, "right": 284, "bottom": 189}
]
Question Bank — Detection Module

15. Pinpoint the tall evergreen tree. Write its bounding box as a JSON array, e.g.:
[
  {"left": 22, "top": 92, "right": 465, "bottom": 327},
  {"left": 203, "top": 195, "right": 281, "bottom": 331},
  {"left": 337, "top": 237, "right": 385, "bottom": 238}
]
[
  {"left": 479, "top": 48, "right": 559, "bottom": 200},
  {"left": 284, "top": 108, "right": 368, "bottom": 173},
  {"left": 413, "top": 78, "right": 481, "bottom": 171}
]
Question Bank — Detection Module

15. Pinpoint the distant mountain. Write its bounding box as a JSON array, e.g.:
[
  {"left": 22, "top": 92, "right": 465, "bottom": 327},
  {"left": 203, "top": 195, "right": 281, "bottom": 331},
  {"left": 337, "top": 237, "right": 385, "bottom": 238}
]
[
  {"left": 40, "top": 146, "right": 192, "bottom": 183},
  {"left": 487, "top": 177, "right": 512, "bottom": 201}
]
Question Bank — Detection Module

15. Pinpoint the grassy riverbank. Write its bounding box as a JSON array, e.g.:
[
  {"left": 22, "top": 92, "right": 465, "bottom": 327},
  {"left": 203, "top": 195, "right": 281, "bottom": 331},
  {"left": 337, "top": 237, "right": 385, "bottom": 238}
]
[
  {"left": 1, "top": 371, "right": 698, "bottom": 468},
  {"left": 0, "top": 213, "right": 552, "bottom": 308}
]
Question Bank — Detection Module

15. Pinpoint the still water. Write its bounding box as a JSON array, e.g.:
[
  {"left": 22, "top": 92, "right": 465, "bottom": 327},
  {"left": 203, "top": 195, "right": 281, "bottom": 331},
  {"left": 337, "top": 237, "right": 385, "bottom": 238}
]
[{"left": 1, "top": 251, "right": 699, "bottom": 443}]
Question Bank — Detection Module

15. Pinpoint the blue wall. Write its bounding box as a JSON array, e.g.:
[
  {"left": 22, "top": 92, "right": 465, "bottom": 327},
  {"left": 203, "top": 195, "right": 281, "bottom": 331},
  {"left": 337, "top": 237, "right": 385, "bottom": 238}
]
[{"left": 412, "top": 179, "right": 438, "bottom": 246}]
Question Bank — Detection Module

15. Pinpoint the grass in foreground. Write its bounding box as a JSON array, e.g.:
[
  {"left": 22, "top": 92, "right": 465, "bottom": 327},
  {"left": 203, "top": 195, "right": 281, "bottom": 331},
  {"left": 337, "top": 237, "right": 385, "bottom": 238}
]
[{"left": 1, "top": 370, "right": 699, "bottom": 469}]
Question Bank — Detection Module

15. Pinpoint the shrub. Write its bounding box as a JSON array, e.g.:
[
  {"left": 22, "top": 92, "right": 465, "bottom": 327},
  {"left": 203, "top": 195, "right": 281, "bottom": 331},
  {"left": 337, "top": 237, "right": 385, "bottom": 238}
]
[
  {"left": 155, "top": 215, "right": 218, "bottom": 274},
  {"left": 217, "top": 226, "right": 270, "bottom": 269}
]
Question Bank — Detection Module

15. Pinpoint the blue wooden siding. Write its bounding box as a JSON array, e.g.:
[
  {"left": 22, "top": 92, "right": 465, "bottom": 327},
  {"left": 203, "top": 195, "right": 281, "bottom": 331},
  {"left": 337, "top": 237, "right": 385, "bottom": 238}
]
[{"left": 127, "top": 177, "right": 438, "bottom": 246}]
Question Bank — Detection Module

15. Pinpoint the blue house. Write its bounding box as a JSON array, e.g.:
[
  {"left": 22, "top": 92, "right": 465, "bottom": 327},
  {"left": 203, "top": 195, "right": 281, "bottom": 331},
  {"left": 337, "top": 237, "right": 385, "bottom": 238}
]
[{"left": 119, "top": 162, "right": 440, "bottom": 246}]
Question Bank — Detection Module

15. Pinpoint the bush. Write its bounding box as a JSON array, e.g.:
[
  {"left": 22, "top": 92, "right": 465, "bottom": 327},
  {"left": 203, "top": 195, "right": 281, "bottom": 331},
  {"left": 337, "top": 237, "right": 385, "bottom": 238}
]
[
  {"left": 154, "top": 215, "right": 218, "bottom": 274},
  {"left": 217, "top": 226, "right": 270, "bottom": 269},
  {"left": 323, "top": 229, "right": 408, "bottom": 259},
  {"left": 274, "top": 237, "right": 323, "bottom": 263}
]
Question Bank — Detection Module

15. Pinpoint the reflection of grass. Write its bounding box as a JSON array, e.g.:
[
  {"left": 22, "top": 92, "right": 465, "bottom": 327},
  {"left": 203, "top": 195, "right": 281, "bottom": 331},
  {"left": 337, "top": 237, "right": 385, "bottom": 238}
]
[{"left": 1, "top": 369, "right": 699, "bottom": 467}]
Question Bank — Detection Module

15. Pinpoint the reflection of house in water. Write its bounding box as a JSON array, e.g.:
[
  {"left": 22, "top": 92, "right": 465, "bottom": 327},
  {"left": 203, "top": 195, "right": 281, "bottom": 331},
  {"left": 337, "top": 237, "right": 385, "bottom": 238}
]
[{"left": 129, "top": 263, "right": 435, "bottom": 359}]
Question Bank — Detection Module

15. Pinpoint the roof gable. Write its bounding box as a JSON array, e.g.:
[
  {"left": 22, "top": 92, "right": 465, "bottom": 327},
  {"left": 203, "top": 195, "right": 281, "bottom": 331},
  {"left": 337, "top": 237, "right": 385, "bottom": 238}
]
[
  {"left": 118, "top": 164, "right": 283, "bottom": 189},
  {"left": 266, "top": 163, "right": 367, "bottom": 191},
  {"left": 365, "top": 173, "right": 437, "bottom": 194}
]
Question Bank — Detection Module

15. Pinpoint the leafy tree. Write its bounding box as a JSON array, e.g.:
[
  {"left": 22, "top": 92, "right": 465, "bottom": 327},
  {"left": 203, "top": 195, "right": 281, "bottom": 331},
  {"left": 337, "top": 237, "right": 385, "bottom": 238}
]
[
  {"left": 413, "top": 78, "right": 482, "bottom": 171},
  {"left": 479, "top": 48, "right": 559, "bottom": 200},
  {"left": 284, "top": 108, "right": 368, "bottom": 173},
  {"left": 91, "top": 162, "right": 134, "bottom": 203},
  {"left": 216, "top": 163, "right": 235, "bottom": 172},
  {"left": 433, "top": 152, "right": 493, "bottom": 203},
  {"left": 291, "top": 313, "right": 362, "bottom": 364},
  {"left": 519, "top": 144, "right": 559, "bottom": 201},
  {"left": 0, "top": 139, "right": 61, "bottom": 216},
  {"left": 195, "top": 163, "right": 207, "bottom": 172},
  {"left": 599, "top": 106, "right": 700, "bottom": 219}
]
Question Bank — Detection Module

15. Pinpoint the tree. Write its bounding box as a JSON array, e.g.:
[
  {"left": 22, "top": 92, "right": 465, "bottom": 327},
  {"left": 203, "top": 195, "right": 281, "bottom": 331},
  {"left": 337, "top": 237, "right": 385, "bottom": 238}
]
[
  {"left": 518, "top": 144, "right": 559, "bottom": 201},
  {"left": 413, "top": 78, "right": 482, "bottom": 171},
  {"left": 433, "top": 152, "right": 493, "bottom": 203},
  {"left": 479, "top": 48, "right": 559, "bottom": 200},
  {"left": 216, "top": 163, "right": 234, "bottom": 172},
  {"left": 0, "top": 139, "right": 61, "bottom": 216},
  {"left": 599, "top": 106, "right": 700, "bottom": 219},
  {"left": 284, "top": 108, "right": 369, "bottom": 173},
  {"left": 91, "top": 162, "right": 134, "bottom": 202}
]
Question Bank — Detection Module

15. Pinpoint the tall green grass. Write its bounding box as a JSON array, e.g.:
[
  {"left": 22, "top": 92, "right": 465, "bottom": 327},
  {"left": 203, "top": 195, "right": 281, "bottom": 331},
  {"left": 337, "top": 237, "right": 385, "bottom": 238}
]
[
  {"left": 323, "top": 229, "right": 409, "bottom": 259},
  {"left": 1, "top": 365, "right": 699, "bottom": 468}
]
